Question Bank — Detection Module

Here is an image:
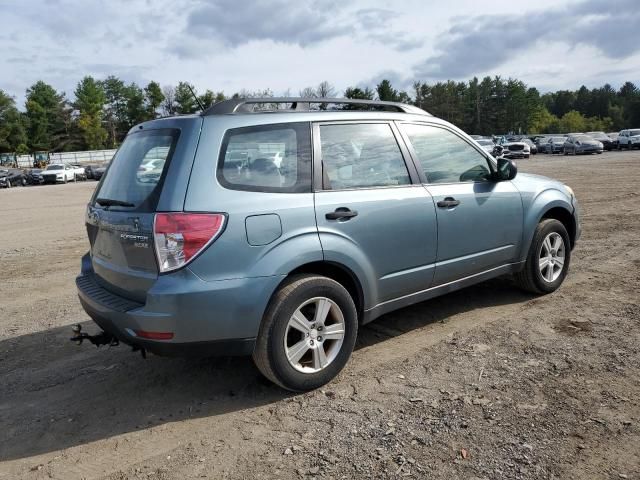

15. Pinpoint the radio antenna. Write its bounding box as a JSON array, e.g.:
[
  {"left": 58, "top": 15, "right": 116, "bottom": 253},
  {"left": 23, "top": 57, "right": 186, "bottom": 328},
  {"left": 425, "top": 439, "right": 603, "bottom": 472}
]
[{"left": 188, "top": 85, "right": 205, "bottom": 112}]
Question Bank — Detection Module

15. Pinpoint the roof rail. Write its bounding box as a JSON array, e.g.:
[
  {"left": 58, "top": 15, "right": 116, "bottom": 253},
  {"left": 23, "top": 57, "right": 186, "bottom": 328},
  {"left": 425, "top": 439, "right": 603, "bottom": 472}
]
[{"left": 201, "top": 97, "right": 430, "bottom": 116}]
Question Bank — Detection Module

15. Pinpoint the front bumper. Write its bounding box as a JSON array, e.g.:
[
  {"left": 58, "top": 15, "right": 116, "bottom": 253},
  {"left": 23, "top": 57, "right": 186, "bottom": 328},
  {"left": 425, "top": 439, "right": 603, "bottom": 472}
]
[
  {"left": 504, "top": 151, "right": 529, "bottom": 159},
  {"left": 572, "top": 195, "right": 582, "bottom": 246},
  {"left": 42, "top": 175, "right": 62, "bottom": 183},
  {"left": 577, "top": 146, "right": 603, "bottom": 154},
  {"left": 76, "top": 254, "right": 283, "bottom": 357}
]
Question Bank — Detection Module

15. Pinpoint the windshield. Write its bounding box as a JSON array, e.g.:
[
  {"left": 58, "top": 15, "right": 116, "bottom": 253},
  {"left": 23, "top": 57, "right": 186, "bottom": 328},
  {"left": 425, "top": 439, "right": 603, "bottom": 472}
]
[
  {"left": 94, "top": 129, "right": 179, "bottom": 211},
  {"left": 552, "top": 137, "right": 565, "bottom": 142},
  {"left": 46, "top": 165, "right": 63, "bottom": 170}
]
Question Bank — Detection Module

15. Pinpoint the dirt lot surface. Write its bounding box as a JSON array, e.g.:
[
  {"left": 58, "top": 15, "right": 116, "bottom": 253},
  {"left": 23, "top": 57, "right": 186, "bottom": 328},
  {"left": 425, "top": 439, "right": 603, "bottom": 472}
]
[{"left": 1, "top": 152, "right": 639, "bottom": 480}]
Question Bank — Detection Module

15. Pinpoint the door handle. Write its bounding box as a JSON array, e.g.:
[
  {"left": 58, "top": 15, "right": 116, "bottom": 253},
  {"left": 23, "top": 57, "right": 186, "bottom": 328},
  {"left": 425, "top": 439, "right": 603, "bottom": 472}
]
[
  {"left": 325, "top": 208, "right": 358, "bottom": 220},
  {"left": 437, "top": 197, "right": 461, "bottom": 208}
]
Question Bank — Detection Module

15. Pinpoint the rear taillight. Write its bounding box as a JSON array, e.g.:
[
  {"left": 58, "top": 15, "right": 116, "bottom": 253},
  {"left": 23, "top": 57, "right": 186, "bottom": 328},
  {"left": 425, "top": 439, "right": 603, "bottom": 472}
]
[
  {"left": 153, "top": 213, "right": 226, "bottom": 273},
  {"left": 135, "top": 330, "right": 174, "bottom": 340}
]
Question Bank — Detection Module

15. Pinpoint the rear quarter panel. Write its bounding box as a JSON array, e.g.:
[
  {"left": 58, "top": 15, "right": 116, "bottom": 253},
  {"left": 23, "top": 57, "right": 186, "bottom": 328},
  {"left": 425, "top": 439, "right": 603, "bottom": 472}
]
[{"left": 184, "top": 116, "right": 323, "bottom": 283}]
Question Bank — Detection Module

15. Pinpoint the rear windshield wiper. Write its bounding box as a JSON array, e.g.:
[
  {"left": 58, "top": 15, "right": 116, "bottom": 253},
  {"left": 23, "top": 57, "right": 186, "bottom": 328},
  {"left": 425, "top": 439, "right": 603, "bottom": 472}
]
[{"left": 96, "top": 198, "right": 135, "bottom": 208}]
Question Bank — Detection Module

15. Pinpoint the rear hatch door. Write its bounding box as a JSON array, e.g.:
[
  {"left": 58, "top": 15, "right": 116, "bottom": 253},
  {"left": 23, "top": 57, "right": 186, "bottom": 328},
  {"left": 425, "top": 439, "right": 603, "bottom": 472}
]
[{"left": 87, "top": 128, "right": 181, "bottom": 303}]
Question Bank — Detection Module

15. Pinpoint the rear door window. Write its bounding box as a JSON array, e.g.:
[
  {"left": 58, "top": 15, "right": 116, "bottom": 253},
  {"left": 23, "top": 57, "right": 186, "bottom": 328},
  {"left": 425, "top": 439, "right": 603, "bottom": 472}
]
[
  {"left": 94, "top": 129, "right": 179, "bottom": 211},
  {"left": 217, "top": 122, "right": 311, "bottom": 193},
  {"left": 318, "top": 123, "right": 411, "bottom": 190}
]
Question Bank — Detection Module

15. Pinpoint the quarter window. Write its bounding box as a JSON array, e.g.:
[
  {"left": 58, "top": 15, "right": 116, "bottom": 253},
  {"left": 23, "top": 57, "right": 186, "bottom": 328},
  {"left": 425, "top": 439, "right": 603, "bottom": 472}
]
[
  {"left": 402, "top": 124, "right": 491, "bottom": 184},
  {"left": 319, "top": 123, "right": 410, "bottom": 190},
  {"left": 218, "top": 122, "right": 311, "bottom": 193}
]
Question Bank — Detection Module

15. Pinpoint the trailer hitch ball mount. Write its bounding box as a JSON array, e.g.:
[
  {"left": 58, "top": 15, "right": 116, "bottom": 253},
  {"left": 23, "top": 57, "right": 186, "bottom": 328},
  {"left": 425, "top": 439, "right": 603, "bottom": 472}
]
[
  {"left": 70, "top": 324, "right": 119, "bottom": 347},
  {"left": 70, "top": 324, "right": 146, "bottom": 358}
]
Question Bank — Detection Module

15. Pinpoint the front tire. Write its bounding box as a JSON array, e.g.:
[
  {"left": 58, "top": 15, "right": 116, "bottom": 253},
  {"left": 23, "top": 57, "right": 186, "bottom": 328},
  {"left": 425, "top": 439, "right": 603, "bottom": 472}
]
[
  {"left": 514, "top": 219, "right": 571, "bottom": 294},
  {"left": 253, "top": 275, "right": 358, "bottom": 392}
]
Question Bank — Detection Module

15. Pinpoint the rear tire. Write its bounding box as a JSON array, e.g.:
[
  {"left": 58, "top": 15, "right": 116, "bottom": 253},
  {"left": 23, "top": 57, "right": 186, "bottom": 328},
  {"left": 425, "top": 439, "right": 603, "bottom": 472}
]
[
  {"left": 253, "top": 275, "right": 358, "bottom": 392},
  {"left": 514, "top": 219, "right": 571, "bottom": 294}
]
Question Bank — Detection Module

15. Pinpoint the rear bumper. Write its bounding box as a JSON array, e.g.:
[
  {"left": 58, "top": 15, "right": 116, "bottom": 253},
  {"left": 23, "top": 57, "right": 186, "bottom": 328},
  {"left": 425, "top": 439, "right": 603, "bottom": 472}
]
[{"left": 76, "top": 254, "right": 284, "bottom": 357}]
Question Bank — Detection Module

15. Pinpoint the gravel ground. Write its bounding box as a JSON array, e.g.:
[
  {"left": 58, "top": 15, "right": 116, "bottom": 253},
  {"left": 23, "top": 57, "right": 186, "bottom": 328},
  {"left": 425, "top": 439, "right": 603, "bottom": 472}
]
[{"left": 0, "top": 151, "right": 639, "bottom": 480}]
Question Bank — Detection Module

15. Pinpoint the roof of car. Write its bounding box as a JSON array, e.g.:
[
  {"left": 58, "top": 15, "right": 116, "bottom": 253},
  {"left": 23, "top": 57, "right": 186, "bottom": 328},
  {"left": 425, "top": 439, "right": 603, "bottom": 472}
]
[{"left": 201, "top": 97, "right": 430, "bottom": 116}]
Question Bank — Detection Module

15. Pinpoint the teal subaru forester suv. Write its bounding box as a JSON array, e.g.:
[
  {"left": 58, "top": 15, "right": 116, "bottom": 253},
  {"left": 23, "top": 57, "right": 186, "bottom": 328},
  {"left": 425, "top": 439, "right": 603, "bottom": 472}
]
[{"left": 76, "top": 98, "right": 580, "bottom": 391}]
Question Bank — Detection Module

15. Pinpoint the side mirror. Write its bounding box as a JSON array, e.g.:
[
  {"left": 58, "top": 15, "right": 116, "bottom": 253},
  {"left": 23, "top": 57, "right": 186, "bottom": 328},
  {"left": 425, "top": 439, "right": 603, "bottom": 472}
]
[{"left": 496, "top": 157, "right": 517, "bottom": 181}]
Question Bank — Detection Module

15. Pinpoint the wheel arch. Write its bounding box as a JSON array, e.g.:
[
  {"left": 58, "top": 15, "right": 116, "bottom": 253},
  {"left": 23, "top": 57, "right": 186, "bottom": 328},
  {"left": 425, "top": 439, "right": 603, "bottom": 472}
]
[
  {"left": 519, "top": 190, "right": 575, "bottom": 261},
  {"left": 540, "top": 206, "right": 577, "bottom": 248},
  {"left": 282, "top": 261, "right": 365, "bottom": 322}
]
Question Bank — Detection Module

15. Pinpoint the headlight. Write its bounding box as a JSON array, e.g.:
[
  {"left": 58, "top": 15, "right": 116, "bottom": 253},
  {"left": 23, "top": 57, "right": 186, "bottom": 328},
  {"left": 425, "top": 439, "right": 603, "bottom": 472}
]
[{"left": 564, "top": 185, "right": 574, "bottom": 197}]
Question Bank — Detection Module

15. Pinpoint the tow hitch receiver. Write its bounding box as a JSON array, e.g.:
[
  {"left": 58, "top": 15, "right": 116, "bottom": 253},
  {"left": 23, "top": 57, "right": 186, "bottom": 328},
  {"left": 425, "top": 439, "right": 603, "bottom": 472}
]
[
  {"left": 70, "top": 324, "right": 119, "bottom": 347},
  {"left": 70, "top": 324, "right": 147, "bottom": 358}
]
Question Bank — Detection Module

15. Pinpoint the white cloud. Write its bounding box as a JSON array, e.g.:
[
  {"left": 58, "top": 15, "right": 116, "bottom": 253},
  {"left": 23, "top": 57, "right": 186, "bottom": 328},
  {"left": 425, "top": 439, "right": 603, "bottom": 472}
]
[{"left": 0, "top": 0, "right": 638, "bottom": 108}]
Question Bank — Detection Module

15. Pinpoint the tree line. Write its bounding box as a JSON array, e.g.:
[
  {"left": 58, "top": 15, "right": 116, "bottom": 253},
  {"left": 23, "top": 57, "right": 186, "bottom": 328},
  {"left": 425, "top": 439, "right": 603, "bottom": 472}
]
[{"left": 1, "top": 75, "right": 639, "bottom": 153}]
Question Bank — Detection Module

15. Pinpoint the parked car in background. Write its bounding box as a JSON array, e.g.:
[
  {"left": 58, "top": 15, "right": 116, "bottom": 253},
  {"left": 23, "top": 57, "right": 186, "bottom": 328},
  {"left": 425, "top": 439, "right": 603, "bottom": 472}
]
[
  {"left": 498, "top": 136, "right": 530, "bottom": 159},
  {"left": 93, "top": 165, "right": 107, "bottom": 180},
  {"left": 545, "top": 137, "right": 566, "bottom": 154},
  {"left": 75, "top": 97, "right": 580, "bottom": 391},
  {"left": 584, "top": 132, "right": 613, "bottom": 150},
  {"left": 0, "top": 168, "right": 27, "bottom": 188},
  {"left": 26, "top": 168, "right": 44, "bottom": 185},
  {"left": 41, "top": 163, "right": 76, "bottom": 183},
  {"left": 533, "top": 136, "right": 550, "bottom": 153},
  {"left": 475, "top": 138, "right": 495, "bottom": 154},
  {"left": 520, "top": 138, "right": 537, "bottom": 155},
  {"left": 608, "top": 132, "right": 619, "bottom": 149},
  {"left": 617, "top": 129, "right": 640, "bottom": 150},
  {"left": 563, "top": 134, "right": 603, "bottom": 155},
  {"left": 70, "top": 164, "right": 88, "bottom": 181},
  {"left": 84, "top": 164, "right": 100, "bottom": 179}
]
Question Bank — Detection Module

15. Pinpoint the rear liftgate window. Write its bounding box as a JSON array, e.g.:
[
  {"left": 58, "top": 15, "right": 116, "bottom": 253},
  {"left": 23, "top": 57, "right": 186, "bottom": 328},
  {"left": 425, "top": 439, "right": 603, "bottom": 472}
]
[
  {"left": 94, "top": 129, "right": 179, "bottom": 211},
  {"left": 217, "top": 122, "right": 312, "bottom": 193}
]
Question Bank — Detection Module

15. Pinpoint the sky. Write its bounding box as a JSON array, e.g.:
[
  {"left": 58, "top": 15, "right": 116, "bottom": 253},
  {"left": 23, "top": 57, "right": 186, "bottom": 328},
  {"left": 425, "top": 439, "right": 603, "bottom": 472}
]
[{"left": 1, "top": 0, "right": 639, "bottom": 107}]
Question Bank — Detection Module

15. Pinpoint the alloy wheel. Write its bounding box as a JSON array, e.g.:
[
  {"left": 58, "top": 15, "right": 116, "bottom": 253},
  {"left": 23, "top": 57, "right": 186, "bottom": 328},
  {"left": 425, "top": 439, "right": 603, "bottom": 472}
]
[
  {"left": 284, "top": 297, "right": 346, "bottom": 373},
  {"left": 539, "top": 232, "right": 565, "bottom": 283}
]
